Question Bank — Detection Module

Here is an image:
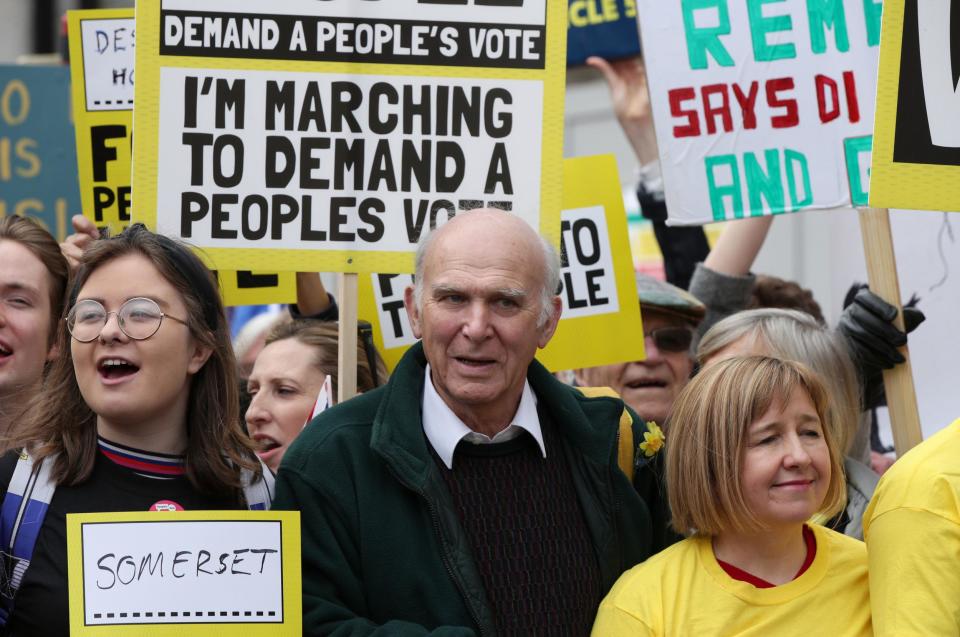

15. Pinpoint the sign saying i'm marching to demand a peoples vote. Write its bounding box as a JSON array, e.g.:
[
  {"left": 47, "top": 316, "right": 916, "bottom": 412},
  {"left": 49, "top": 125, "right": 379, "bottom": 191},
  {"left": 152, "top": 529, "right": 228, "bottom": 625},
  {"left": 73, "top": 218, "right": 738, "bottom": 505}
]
[
  {"left": 132, "top": 0, "right": 567, "bottom": 274},
  {"left": 637, "top": 0, "right": 882, "bottom": 225},
  {"left": 870, "top": 0, "right": 960, "bottom": 212},
  {"left": 358, "top": 155, "right": 644, "bottom": 372},
  {"left": 68, "top": 511, "right": 301, "bottom": 636}
]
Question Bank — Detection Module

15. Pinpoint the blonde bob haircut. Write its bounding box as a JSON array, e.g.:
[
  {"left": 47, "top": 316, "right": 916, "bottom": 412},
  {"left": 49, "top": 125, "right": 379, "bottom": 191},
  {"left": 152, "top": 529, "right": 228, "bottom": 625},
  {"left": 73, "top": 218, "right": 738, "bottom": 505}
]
[
  {"left": 666, "top": 356, "right": 846, "bottom": 536},
  {"left": 696, "top": 308, "right": 861, "bottom": 455}
]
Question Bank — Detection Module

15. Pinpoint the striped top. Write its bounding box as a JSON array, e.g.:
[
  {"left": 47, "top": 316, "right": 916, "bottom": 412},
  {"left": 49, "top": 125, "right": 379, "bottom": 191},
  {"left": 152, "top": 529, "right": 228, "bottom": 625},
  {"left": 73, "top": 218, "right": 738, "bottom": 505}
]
[{"left": 97, "top": 436, "right": 186, "bottom": 480}]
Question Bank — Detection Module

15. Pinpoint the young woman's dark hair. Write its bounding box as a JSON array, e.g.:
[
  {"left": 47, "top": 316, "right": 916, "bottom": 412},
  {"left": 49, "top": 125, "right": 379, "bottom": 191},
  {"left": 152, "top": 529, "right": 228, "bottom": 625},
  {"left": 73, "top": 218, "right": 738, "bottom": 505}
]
[{"left": 12, "top": 223, "right": 260, "bottom": 494}]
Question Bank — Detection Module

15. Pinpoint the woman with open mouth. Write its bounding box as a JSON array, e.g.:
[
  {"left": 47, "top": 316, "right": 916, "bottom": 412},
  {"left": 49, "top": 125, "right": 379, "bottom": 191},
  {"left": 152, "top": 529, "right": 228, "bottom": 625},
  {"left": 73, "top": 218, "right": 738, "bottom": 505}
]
[
  {"left": 593, "top": 356, "right": 871, "bottom": 636},
  {"left": 245, "top": 319, "right": 388, "bottom": 473},
  {"left": 0, "top": 224, "right": 273, "bottom": 637}
]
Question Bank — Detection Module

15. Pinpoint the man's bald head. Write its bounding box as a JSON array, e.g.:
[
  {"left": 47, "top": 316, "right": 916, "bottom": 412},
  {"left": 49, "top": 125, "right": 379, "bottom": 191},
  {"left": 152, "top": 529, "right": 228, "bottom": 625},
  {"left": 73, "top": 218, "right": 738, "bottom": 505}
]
[{"left": 413, "top": 209, "right": 560, "bottom": 327}]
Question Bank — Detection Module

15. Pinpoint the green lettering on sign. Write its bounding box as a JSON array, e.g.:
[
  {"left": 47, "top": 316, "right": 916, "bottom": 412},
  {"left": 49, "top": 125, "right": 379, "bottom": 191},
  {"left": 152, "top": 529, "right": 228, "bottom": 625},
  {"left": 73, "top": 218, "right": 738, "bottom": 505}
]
[
  {"left": 682, "top": 0, "right": 734, "bottom": 70},
  {"left": 706, "top": 154, "right": 743, "bottom": 220},
  {"left": 863, "top": 0, "right": 882, "bottom": 46},
  {"left": 745, "top": 149, "right": 785, "bottom": 216},
  {"left": 808, "top": 0, "right": 849, "bottom": 53},
  {"left": 747, "top": 0, "right": 796, "bottom": 61},
  {"left": 843, "top": 135, "right": 873, "bottom": 207},
  {"left": 785, "top": 149, "right": 813, "bottom": 210}
]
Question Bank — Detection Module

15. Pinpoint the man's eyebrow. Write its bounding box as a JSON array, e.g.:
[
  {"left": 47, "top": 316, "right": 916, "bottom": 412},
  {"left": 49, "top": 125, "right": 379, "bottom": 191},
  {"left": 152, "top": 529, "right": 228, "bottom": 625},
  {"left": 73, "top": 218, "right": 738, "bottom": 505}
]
[
  {"left": 430, "top": 284, "right": 463, "bottom": 296},
  {"left": 0, "top": 282, "right": 41, "bottom": 296},
  {"left": 495, "top": 288, "right": 526, "bottom": 299}
]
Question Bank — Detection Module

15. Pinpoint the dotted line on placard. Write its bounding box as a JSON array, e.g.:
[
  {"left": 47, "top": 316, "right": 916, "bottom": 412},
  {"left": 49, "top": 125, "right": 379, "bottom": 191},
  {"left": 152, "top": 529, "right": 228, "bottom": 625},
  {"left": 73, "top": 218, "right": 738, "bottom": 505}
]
[
  {"left": 92, "top": 99, "right": 134, "bottom": 105},
  {"left": 92, "top": 610, "right": 277, "bottom": 619}
]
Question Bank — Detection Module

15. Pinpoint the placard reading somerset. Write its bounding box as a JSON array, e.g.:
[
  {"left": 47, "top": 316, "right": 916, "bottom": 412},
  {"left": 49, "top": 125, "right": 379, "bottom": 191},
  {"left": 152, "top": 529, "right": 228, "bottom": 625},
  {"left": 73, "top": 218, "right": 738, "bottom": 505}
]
[
  {"left": 358, "top": 154, "right": 644, "bottom": 372},
  {"left": 67, "top": 511, "right": 301, "bottom": 636},
  {"left": 869, "top": 0, "right": 960, "bottom": 212},
  {"left": 637, "top": 0, "right": 881, "bottom": 224},
  {"left": 132, "top": 0, "right": 567, "bottom": 273}
]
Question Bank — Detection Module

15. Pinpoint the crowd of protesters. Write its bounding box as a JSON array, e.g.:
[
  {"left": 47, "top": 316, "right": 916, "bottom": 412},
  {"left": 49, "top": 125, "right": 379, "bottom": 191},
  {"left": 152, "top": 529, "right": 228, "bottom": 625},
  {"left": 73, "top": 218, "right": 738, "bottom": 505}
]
[{"left": 0, "top": 52, "right": 956, "bottom": 637}]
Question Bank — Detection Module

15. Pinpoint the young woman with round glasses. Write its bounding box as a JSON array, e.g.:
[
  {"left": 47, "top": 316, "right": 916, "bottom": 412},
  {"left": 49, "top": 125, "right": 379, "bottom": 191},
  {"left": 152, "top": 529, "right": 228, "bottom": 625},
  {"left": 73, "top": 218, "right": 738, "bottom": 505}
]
[{"left": 0, "top": 224, "right": 271, "bottom": 636}]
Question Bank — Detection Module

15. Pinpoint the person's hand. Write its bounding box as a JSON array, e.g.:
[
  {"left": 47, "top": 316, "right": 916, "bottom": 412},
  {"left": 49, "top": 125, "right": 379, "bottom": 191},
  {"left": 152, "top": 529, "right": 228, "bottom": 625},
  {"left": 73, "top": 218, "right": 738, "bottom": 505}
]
[
  {"left": 838, "top": 284, "right": 925, "bottom": 409},
  {"left": 59, "top": 215, "right": 100, "bottom": 272},
  {"left": 586, "top": 56, "right": 659, "bottom": 164},
  {"left": 586, "top": 56, "right": 652, "bottom": 126}
]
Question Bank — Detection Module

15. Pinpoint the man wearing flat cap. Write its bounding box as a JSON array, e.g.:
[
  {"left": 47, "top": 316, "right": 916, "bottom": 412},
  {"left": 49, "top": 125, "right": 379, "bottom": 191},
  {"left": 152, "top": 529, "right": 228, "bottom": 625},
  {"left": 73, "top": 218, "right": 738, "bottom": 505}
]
[{"left": 575, "top": 273, "right": 705, "bottom": 428}]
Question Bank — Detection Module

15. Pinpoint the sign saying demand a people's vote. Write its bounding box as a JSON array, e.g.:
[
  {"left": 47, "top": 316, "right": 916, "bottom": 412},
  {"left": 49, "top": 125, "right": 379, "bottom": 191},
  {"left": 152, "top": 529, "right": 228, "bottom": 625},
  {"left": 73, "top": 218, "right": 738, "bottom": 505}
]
[
  {"left": 870, "top": 0, "right": 960, "bottom": 212},
  {"left": 637, "top": 0, "right": 881, "bottom": 224},
  {"left": 0, "top": 66, "right": 81, "bottom": 240},
  {"left": 132, "top": 0, "right": 567, "bottom": 274},
  {"left": 68, "top": 511, "right": 301, "bottom": 636},
  {"left": 358, "top": 155, "right": 644, "bottom": 372}
]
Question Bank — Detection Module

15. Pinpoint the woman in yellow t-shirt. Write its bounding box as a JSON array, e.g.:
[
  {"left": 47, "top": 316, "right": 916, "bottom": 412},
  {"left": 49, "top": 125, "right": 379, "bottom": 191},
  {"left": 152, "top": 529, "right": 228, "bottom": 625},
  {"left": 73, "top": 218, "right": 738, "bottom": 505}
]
[{"left": 593, "top": 356, "right": 871, "bottom": 637}]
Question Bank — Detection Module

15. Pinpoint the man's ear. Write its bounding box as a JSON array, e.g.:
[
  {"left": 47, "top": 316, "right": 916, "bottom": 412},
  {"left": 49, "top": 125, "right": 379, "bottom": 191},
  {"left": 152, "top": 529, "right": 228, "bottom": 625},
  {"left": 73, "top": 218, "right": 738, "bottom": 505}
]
[
  {"left": 403, "top": 286, "right": 423, "bottom": 339},
  {"left": 187, "top": 335, "right": 214, "bottom": 375},
  {"left": 536, "top": 296, "right": 563, "bottom": 349}
]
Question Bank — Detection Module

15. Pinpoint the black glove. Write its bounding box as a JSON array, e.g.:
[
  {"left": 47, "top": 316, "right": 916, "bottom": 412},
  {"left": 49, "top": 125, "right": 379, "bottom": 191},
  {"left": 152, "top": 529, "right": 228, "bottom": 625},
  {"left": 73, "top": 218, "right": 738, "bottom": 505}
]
[{"left": 838, "top": 284, "right": 925, "bottom": 409}]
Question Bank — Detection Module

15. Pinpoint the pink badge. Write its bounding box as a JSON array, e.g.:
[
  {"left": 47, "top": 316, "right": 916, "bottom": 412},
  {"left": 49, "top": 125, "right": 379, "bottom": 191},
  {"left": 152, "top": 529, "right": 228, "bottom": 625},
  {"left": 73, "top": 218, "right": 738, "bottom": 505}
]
[{"left": 149, "top": 500, "right": 184, "bottom": 512}]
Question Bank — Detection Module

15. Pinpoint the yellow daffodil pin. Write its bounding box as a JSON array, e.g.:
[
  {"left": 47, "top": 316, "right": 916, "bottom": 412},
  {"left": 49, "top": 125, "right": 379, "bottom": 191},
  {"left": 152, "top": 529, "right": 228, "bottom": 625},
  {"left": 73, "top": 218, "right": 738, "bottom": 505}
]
[{"left": 638, "top": 421, "right": 665, "bottom": 457}]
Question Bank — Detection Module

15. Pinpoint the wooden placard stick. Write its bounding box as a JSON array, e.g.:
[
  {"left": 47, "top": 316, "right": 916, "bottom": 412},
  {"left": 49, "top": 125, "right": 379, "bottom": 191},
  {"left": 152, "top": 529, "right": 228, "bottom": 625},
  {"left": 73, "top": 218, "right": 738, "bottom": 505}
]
[
  {"left": 337, "top": 272, "right": 359, "bottom": 404},
  {"left": 858, "top": 207, "right": 923, "bottom": 454}
]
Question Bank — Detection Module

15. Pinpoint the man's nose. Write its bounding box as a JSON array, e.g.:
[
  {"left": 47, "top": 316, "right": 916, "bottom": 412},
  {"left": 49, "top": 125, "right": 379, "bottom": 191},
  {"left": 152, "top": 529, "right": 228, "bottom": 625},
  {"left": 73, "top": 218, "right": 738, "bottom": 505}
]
[
  {"left": 461, "top": 302, "right": 492, "bottom": 340},
  {"left": 643, "top": 333, "right": 663, "bottom": 361}
]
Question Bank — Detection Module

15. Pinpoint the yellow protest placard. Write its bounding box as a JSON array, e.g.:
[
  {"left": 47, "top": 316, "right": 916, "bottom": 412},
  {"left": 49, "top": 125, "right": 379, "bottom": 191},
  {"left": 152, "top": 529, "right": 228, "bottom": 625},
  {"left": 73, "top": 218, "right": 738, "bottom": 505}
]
[
  {"left": 358, "top": 154, "right": 644, "bottom": 372},
  {"left": 68, "top": 9, "right": 135, "bottom": 236},
  {"left": 67, "top": 510, "right": 301, "bottom": 636},
  {"left": 131, "top": 0, "right": 567, "bottom": 274},
  {"left": 869, "top": 0, "right": 960, "bottom": 212},
  {"left": 67, "top": 9, "right": 297, "bottom": 306},
  {"left": 538, "top": 154, "right": 644, "bottom": 370},
  {"left": 217, "top": 269, "right": 297, "bottom": 307}
]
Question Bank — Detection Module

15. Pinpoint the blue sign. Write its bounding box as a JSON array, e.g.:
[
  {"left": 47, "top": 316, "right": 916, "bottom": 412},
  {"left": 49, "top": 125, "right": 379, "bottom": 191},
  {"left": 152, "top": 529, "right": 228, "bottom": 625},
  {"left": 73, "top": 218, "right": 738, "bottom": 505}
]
[
  {"left": 0, "top": 65, "right": 81, "bottom": 240},
  {"left": 567, "top": 0, "right": 642, "bottom": 67}
]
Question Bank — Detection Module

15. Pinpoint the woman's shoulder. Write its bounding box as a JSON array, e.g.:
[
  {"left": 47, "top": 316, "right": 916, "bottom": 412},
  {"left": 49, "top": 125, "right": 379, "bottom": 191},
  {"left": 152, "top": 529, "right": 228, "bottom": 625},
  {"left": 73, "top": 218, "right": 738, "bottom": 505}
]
[
  {"left": 607, "top": 537, "right": 701, "bottom": 599},
  {"left": 812, "top": 525, "right": 868, "bottom": 578},
  {"left": 0, "top": 448, "right": 26, "bottom": 492}
]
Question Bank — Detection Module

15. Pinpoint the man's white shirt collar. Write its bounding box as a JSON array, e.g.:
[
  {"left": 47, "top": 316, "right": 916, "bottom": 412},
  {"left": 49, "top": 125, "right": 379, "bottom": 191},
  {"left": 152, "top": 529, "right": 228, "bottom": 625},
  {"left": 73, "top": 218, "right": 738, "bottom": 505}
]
[{"left": 422, "top": 363, "right": 546, "bottom": 469}]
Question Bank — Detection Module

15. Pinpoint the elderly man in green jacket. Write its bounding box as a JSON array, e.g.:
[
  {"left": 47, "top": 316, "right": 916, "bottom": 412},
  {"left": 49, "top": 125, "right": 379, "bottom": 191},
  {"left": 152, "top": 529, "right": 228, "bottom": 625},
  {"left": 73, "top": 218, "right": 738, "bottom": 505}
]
[{"left": 273, "top": 208, "right": 661, "bottom": 636}]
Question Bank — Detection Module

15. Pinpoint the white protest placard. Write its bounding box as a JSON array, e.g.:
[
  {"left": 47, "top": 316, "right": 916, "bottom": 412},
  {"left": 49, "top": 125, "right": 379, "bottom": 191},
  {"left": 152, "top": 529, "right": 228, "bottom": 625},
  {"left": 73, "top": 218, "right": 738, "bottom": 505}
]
[
  {"left": 558, "top": 205, "right": 619, "bottom": 320},
  {"left": 638, "top": 0, "right": 881, "bottom": 224},
  {"left": 132, "top": 0, "right": 568, "bottom": 274},
  {"left": 78, "top": 16, "right": 136, "bottom": 111},
  {"left": 67, "top": 511, "right": 301, "bottom": 636}
]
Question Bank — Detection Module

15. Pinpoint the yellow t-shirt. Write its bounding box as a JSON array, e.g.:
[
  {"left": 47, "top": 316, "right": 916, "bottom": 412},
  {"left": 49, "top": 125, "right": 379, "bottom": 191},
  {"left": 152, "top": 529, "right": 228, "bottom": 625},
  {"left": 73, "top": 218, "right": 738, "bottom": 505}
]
[
  {"left": 592, "top": 524, "right": 871, "bottom": 636},
  {"left": 863, "top": 417, "right": 960, "bottom": 636}
]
